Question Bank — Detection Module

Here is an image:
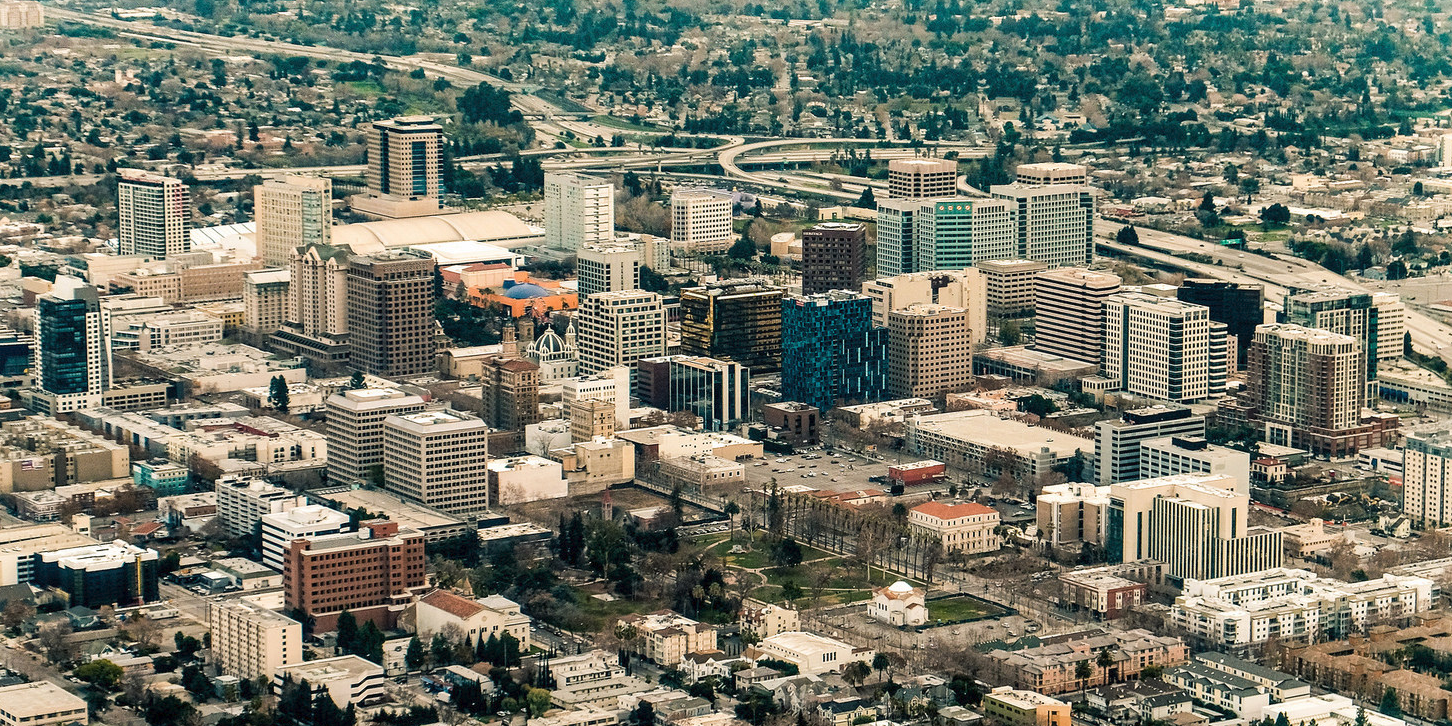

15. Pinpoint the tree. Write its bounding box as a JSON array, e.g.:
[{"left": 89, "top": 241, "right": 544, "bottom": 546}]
[
  {"left": 998, "top": 319, "right": 1021, "bottom": 346},
  {"left": 728, "top": 234, "right": 756, "bottom": 260},
  {"left": 405, "top": 636, "right": 425, "bottom": 672},
  {"left": 145, "top": 695, "right": 198, "bottom": 726},
  {"left": 348, "top": 371, "right": 365, "bottom": 390},
  {"left": 1019, "top": 394, "right": 1057, "bottom": 418},
  {"left": 336, "top": 611, "right": 358, "bottom": 656},
  {"left": 843, "top": 660, "right": 871, "bottom": 687},
  {"left": 1, "top": 599, "right": 34, "bottom": 630},
  {"left": 630, "top": 700, "right": 655, "bottom": 726},
  {"left": 74, "top": 659, "right": 123, "bottom": 690},
  {"left": 1096, "top": 646, "right": 1116, "bottom": 682},
  {"left": 1074, "top": 659, "right": 1093, "bottom": 691},
  {"left": 872, "top": 653, "right": 891, "bottom": 683},
  {"left": 1115, "top": 225, "right": 1139, "bottom": 245},
  {"left": 38, "top": 620, "right": 74, "bottom": 663},
  {"left": 770, "top": 537, "right": 803, "bottom": 567},
  {"left": 527, "top": 688, "right": 552, "bottom": 717},
  {"left": 857, "top": 187, "right": 876, "bottom": 208},
  {"left": 1261, "top": 203, "right": 1291, "bottom": 226},
  {"left": 1387, "top": 259, "right": 1408, "bottom": 280},
  {"left": 268, "top": 375, "right": 290, "bottom": 413},
  {"left": 1379, "top": 689, "right": 1401, "bottom": 717},
  {"left": 181, "top": 664, "right": 212, "bottom": 700},
  {"left": 1414, "top": 181, "right": 1425, "bottom": 196},
  {"left": 430, "top": 633, "right": 452, "bottom": 670}
]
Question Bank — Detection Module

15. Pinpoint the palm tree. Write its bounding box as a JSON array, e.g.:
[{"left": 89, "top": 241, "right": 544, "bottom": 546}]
[
  {"left": 725, "top": 501, "right": 740, "bottom": 542},
  {"left": 1096, "top": 645, "right": 1117, "bottom": 685},
  {"left": 1074, "top": 659, "right": 1093, "bottom": 692}
]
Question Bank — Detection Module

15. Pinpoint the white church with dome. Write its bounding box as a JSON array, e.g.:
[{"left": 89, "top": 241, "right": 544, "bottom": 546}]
[
  {"left": 870, "top": 580, "right": 927, "bottom": 626},
  {"left": 525, "top": 323, "right": 579, "bottom": 382}
]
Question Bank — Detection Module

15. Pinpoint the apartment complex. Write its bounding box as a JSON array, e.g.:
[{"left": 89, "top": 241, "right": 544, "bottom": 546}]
[
  {"left": 615, "top": 610, "right": 719, "bottom": 665},
  {"left": 1245, "top": 324, "right": 1376, "bottom": 457},
  {"left": 575, "top": 290, "right": 668, "bottom": 374},
  {"left": 545, "top": 173, "right": 615, "bottom": 251},
  {"left": 1402, "top": 429, "right": 1452, "bottom": 528},
  {"left": 255, "top": 175, "right": 332, "bottom": 266},
  {"left": 908, "top": 501, "right": 1001, "bottom": 554},
  {"left": 283, "top": 520, "right": 427, "bottom": 631},
  {"left": 670, "top": 189, "right": 733, "bottom": 253},
  {"left": 780, "top": 291, "right": 888, "bottom": 413},
  {"left": 117, "top": 169, "right": 190, "bottom": 258},
  {"left": 886, "top": 304, "right": 972, "bottom": 399},
  {"left": 272, "top": 242, "right": 353, "bottom": 367},
  {"left": 1034, "top": 268, "right": 1122, "bottom": 364},
  {"left": 887, "top": 158, "right": 957, "bottom": 199},
  {"left": 983, "top": 629, "right": 1186, "bottom": 695},
  {"left": 977, "top": 259, "right": 1047, "bottom": 320},
  {"left": 680, "top": 278, "right": 783, "bottom": 373},
  {"left": 243, "top": 268, "right": 291, "bottom": 336},
  {"left": 801, "top": 222, "right": 868, "bottom": 295},
  {"left": 1109, "top": 473, "right": 1280, "bottom": 582},
  {"left": 209, "top": 599, "right": 303, "bottom": 681},
  {"left": 1101, "top": 293, "right": 1228, "bottom": 402},
  {"left": 34, "top": 277, "right": 111, "bottom": 414},
  {"left": 383, "top": 410, "right": 491, "bottom": 516},
  {"left": 346, "top": 249, "right": 436, "bottom": 377}
]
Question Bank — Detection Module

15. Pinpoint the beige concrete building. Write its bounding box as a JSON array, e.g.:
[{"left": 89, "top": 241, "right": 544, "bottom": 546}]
[
  {"left": 1034, "top": 268, "right": 1122, "bottom": 364},
  {"left": 977, "top": 259, "right": 1048, "bottom": 320},
  {"left": 908, "top": 500, "right": 1001, "bottom": 554},
  {"left": 983, "top": 687, "right": 1070, "bottom": 726},
  {"left": 1036, "top": 482, "right": 1110, "bottom": 547},
  {"left": 887, "top": 158, "right": 958, "bottom": 199},
  {"left": 1015, "top": 162, "right": 1089, "bottom": 185},
  {"left": 1110, "top": 473, "right": 1281, "bottom": 581},
  {"left": 740, "top": 599, "right": 799, "bottom": 640},
  {"left": 887, "top": 304, "right": 973, "bottom": 398},
  {"left": 324, "top": 388, "right": 427, "bottom": 487},
  {"left": 0, "top": 682, "right": 88, "bottom": 726},
  {"left": 871, "top": 580, "right": 927, "bottom": 626},
  {"left": 861, "top": 268, "right": 987, "bottom": 342},
  {"left": 118, "top": 170, "right": 189, "bottom": 258},
  {"left": 272, "top": 243, "right": 352, "bottom": 367},
  {"left": 416, "top": 588, "right": 531, "bottom": 648},
  {"left": 545, "top": 173, "right": 614, "bottom": 252},
  {"left": 347, "top": 249, "right": 436, "bottom": 377},
  {"left": 749, "top": 631, "right": 873, "bottom": 676},
  {"left": 616, "top": 610, "right": 718, "bottom": 665},
  {"left": 244, "top": 268, "right": 291, "bottom": 335},
  {"left": 570, "top": 398, "right": 616, "bottom": 443},
  {"left": 576, "top": 291, "right": 667, "bottom": 374},
  {"left": 209, "top": 598, "right": 303, "bottom": 681},
  {"left": 255, "top": 175, "right": 332, "bottom": 266},
  {"left": 354, "top": 116, "right": 443, "bottom": 219},
  {"left": 670, "top": 189, "right": 733, "bottom": 253},
  {"left": 383, "top": 410, "right": 491, "bottom": 516}
]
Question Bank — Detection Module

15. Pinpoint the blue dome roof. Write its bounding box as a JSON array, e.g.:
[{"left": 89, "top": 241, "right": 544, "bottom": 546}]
[{"left": 503, "top": 283, "right": 551, "bottom": 299}]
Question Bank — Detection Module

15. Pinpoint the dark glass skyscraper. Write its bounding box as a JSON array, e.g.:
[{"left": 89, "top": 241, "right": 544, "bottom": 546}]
[
  {"left": 781, "top": 291, "right": 887, "bottom": 412},
  {"left": 35, "top": 277, "right": 109, "bottom": 413}
]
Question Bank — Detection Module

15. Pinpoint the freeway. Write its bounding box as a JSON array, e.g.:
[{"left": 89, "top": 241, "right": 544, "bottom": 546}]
[
  {"left": 1096, "top": 219, "right": 1452, "bottom": 364},
  {"left": 718, "top": 138, "right": 993, "bottom": 202}
]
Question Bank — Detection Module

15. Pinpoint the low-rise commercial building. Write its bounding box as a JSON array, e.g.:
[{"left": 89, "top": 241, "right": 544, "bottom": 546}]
[
  {"left": 748, "top": 631, "right": 874, "bottom": 676},
  {"left": 0, "top": 682, "right": 88, "bottom": 726},
  {"left": 982, "top": 687, "right": 1069, "bottom": 726},
  {"left": 1058, "top": 570, "right": 1146, "bottom": 619},
  {"left": 273, "top": 655, "right": 385, "bottom": 708},
  {"left": 907, "top": 501, "right": 1001, "bottom": 554},
  {"left": 905, "top": 409, "right": 1089, "bottom": 483}
]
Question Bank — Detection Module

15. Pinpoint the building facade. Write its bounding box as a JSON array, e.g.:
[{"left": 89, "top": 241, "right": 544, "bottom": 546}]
[
  {"left": 1033, "top": 267, "right": 1122, "bottom": 364},
  {"left": 1102, "top": 293, "right": 1227, "bottom": 402},
  {"left": 1402, "top": 430, "right": 1452, "bottom": 528},
  {"left": 670, "top": 189, "right": 733, "bottom": 253},
  {"left": 34, "top": 277, "right": 110, "bottom": 414},
  {"left": 908, "top": 501, "right": 1001, "bottom": 554},
  {"left": 887, "top": 304, "right": 972, "bottom": 399},
  {"left": 977, "top": 259, "right": 1048, "bottom": 320},
  {"left": 1176, "top": 279, "right": 1265, "bottom": 365},
  {"left": 780, "top": 292, "right": 887, "bottom": 413},
  {"left": 545, "top": 173, "right": 615, "bottom": 251},
  {"left": 346, "top": 250, "right": 436, "bottom": 377},
  {"left": 324, "top": 388, "right": 428, "bottom": 487},
  {"left": 243, "top": 269, "right": 291, "bottom": 336},
  {"left": 209, "top": 599, "right": 303, "bottom": 681},
  {"left": 875, "top": 198, "right": 919, "bottom": 277},
  {"left": 577, "top": 242, "right": 641, "bottom": 298},
  {"left": 383, "top": 410, "right": 491, "bottom": 516},
  {"left": 801, "top": 223, "right": 867, "bottom": 296},
  {"left": 283, "top": 520, "right": 427, "bottom": 631},
  {"left": 255, "top": 175, "right": 332, "bottom": 266},
  {"left": 118, "top": 170, "right": 190, "bottom": 258},
  {"left": 1246, "top": 324, "right": 1370, "bottom": 457},
  {"left": 913, "top": 197, "right": 1016, "bottom": 272},
  {"left": 887, "top": 158, "right": 957, "bottom": 199},
  {"left": 576, "top": 291, "right": 668, "bottom": 374},
  {"left": 680, "top": 279, "right": 783, "bottom": 373},
  {"left": 990, "top": 182, "right": 1095, "bottom": 268}
]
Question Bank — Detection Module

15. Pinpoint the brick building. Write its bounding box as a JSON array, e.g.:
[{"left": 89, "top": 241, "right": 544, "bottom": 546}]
[{"left": 282, "top": 520, "right": 427, "bottom": 631}]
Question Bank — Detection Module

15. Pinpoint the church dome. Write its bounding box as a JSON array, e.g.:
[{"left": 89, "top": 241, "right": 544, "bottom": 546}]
[
  {"left": 503, "top": 282, "right": 551, "bottom": 299},
  {"left": 528, "top": 328, "right": 575, "bottom": 363}
]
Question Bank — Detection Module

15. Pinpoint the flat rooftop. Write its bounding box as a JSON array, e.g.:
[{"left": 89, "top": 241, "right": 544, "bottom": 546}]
[
  {"left": 311, "top": 488, "right": 465, "bottom": 533},
  {"left": 0, "top": 681, "right": 87, "bottom": 718},
  {"left": 908, "top": 409, "right": 1090, "bottom": 457}
]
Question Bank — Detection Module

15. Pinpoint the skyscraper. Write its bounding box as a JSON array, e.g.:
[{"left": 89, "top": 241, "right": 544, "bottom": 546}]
[
  {"left": 243, "top": 268, "right": 291, "bottom": 336},
  {"left": 271, "top": 243, "right": 353, "bottom": 368},
  {"left": 255, "top": 175, "right": 332, "bottom": 267},
  {"left": 324, "top": 387, "right": 427, "bottom": 487},
  {"left": 346, "top": 250, "right": 436, "bottom": 378},
  {"left": 1282, "top": 286, "right": 1405, "bottom": 381},
  {"left": 575, "top": 290, "right": 668, "bottom": 374},
  {"left": 1033, "top": 268, "right": 1122, "bottom": 364},
  {"left": 117, "top": 169, "right": 190, "bottom": 258},
  {"left": 1402, "top": 430, "right": 1452, "bottom": 528},
  {"left": 544, "top": 173, "right": 615, "bottom": 251},
  {"left": 1102, "top": 292, "right": 1227, "bottom": 403},
  {"left": 801, "top": 222, "right": 868, "bottom": 295},
  {"left": 913, "top": 197, "right": 1016, "bottom": 272},
  {"left": 383, "top": 410, "right": 491, "bottom": 515},
  {"left": 33, "top": 276, "right": 110, "bottom": 414},
  {"left": 670, "top": 189, "right": 733, "bottom": 253},
  {"left": 1176, "top": 279, "right": 1265, "bottom": 366},
  {"left": 887, "top": 158, "right": 958, "bottom": 199},
  {"left": 576, "top": 242, "right": 641, "bottom": 299},
  {"left": 875, "top": 198, "right": 919, "bottom": 277},
  {"left": 1014, "top": 162, "right": 1089, "bottom": 185},
  {"left": 990, "top": 183, "right": 1096, "bottom": 268},
  {"left": 680, "top": 278, "right": 783, "bottom": 373},
  {"left": 860, "top": 269, "right": 988, "bottom": 344},
  {"left": 976, "top": 259, "right": 1048, "bottom": 321},
  {"left": 1246, "top": 323, "right": 1375, "bottom": 457},
  {"left": 781, "top": 291, "right": 887, "bottom": 412},
  {"left": 1094, "top": 406, "right": 1207, "bottom": 486},
  {"left": 887, "top": 303, "right": 972, "bottom": 399},
  {"left": 353, "top": 116, "right": 443, "bottom": 219}
]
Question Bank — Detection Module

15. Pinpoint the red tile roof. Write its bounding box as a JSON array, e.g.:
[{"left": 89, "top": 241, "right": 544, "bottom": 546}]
[
  {"left": 910, "top": 501, "right": 997, "bottom": 520},
  {"left": 419, "top": 589, "right": 486, "bottom": 619}
]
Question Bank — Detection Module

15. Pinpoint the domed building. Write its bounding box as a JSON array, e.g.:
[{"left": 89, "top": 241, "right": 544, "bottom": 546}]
[
  {"left": 870, "top": 580, "right": 927, "bottom": 626},
  {"left": 525, "top": 323, "right": 579, "bottom": 382}
]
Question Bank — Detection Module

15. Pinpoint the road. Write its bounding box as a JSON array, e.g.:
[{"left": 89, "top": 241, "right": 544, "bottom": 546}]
[{"left": 718, "top": 138, "right": 992, "bottom": 202}]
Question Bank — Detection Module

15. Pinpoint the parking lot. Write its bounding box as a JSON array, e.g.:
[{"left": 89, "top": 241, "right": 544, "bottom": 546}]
[{"left": 740, "top": 448, "right": 898, "bottom": 495}]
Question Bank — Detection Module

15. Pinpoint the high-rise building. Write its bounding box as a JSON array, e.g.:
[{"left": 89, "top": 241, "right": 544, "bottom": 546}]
[
  {"left": 325, "top": 388, "right": 428, "bottom": 487},
  {"left": 887, "top": 303, "right": 973, "bottom": 399},
  {"left": 913, "top": 197, "right": 1016, "bottom": 272},
  {"left": 1094, "top": 406, "right": 1207, "bottom": 486},
  {"left": 1246, "top": 324, "right": 1370, "bottom": 457},
  {"left": 976, "top": 259, "right": 1048, "bottom": 321},
  {"left": 243, "top": 269, "right": 291, "bottom": 336},
  {"left": 569, "top": 398, "right": 615, "bottom": 442},
  {"left": 383, "top": 410, "right": 491, "bottom": 516},
  {"left": 680, "top": 278, "right": 784, "bottom": 373},
  {"left": 117, "top": 170, "right": 190, "bottom": 258},
  {"left": 781, "top": 292, "right": 887, "bottom": 413},
  {"left": 208, "top": 599, "right": 303, "bottom": 682},
  {"left": 544, "top": 173, "right": 614, "bottom": 251},
  {"left": 283, "top": 520, "right": 426, "bottom": 631},
  {"left": 1282, "top": 287, "right": 1391, "bottom": 381},
  {"left": 564, "top": 367, "right": 631, "bottom": 431},
  {"left": 576, "top": 241, "right": 641, "bottom": 299},
  {"left": 1176, "top": 279, "right": 1265, "bottom": 366},
  {"left": 1139, "top": 435, "right": 1251, "bottom": 487},
  {"left": 1102, "top": 292, "right": 1228, "bottom": 402},
  {"left": 990, "top": 183, "right": 1096, "bottom": 269},
  {"left": 33, "top": 277, "right": 110, "bottom": 414},
  {"left": 1033, "top": 268, "right": 1122, "bottom": 364},
  {"left": 354, "top": 116, "right": 444, "bottom": 219},
  {"left": 346, "top": 250, "right": 436, "bottom": 378},
  {"left": 801, "top": 222, "right": 868, "bottom": 295},
  {"left": 1109, "top": 473, "right": 1281, "bottom": 582},
  {"left": 665, "top": 356, "right": 750, "bottom": 431},
  {"left": 214, "top": 476, "right": 305, "bottom": 539},
  {"left": 272, "top": 243, "right": 354, "bottom": 368},
  {"left": 255, "top": 175, "right": 332, "bottom": 267},
  {"left": 1015, "top": 162, "right": 1089, "bottom": 185},
  {"left": 875, "top": 198, "right": 919, "bottom": 277},
  {"left": 1402, "top": 430, "right": 1452, "bottom": 528},
  {"left": 860, "top": 268, "right": 987, "bottom": 344},
  {"left": 575, "top": 290, "right": 668, "bottom": 374},
  {"left": 479, "top": 357, "right": 541, "bottom": 432},
  {"left": 670, "top": 189, "right": 733, "bottom": 253},
  {"left": 887, "top": 158, "right": 958, "bottom": 199},
  {"left": 259, "top": 505, "right": 350, "bottom": 572},
  {"left": 1372, "top": 292, "right": 1405, "bottom": 365}
]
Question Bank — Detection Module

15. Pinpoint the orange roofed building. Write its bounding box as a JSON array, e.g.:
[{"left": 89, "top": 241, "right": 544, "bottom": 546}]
[
  {"left": 465, "top": 271, "right": 577, "bottom": 317},
  {"left": 908, "top": 500, "right": 1002, "bottom": 554}
]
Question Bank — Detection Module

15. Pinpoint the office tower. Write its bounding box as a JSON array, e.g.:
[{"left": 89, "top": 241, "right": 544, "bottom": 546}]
[
  {"left": 1139, "top": 435, "right": 1251, "bottom": 486},
  {"left": 976, "top": 259, "right": 1048, "bottom": 321},
  {"left": 383, "top": 410, "right": 491, "bottom": 515},
  {"left": 663, "top": 356, "right": 750, "bottom": 431},
  {"left": 0, "top": 329, "right": 32, "bottom": 393},
  {"left": 887, "top": 304, "right": 972, "bottom": 399},
  {"left": 1282, "top": 287, "right": 1393, "bottom": 381},
  {"left": 272, "top": 243, "right": 353, "bottom": 367},
  {"left": 1109, "top": 473, "right": 1281, "bottom": 581},
  {"left": 1246, "top": 324, "right": 1373, "bottom": 457},
  {"left": 545, "top": 173, "right": 614, "bottom": 251},
  {"left": 1033, "top": 267, "right": 1122, "bottom": 364},
  {"left": 1176, "top": 279, "right": 1265, "bottom": 365},
  {"left": 875, "top": 198, "right": 919, "bottom": 277},
  {"left": 117, "top": 169, "right": 190, "bottom": 258},
  {"left": 913, "top": 197, "right": 1016, "bottom": 271},
  {"left": 255, "top": 175, "right": 332, "bottom": 267},
  {"left": 325, "top": 388, "right": 427, "bottom": 487},
  {"left": 1094, "top": 406, "right": 1207, "bottom": 486},
  {"left": 243, "top": 269, "right": 291, "bottom": 336},
  {"left": 1402, "top": 430, "right": 1452, "bottom": 527},
  {"left": 888, "top": 158, "right": 958, "bottom": 199},
  {"left": 1102, "top": 292, "right": 1228, "bottom": 402},
  {"left": 346, "top": 250, "right": 436, "bottom": 378},
  {"left": 570, "top": 398, "right": 615, "bottom": 442},
  {"left": 1015, "top": 162, "right": 1089, "bottom": 185},
  {"left": 208, "top": 600, "right": 303, "bottom": 681},
  {"left": 214, "top": 476, "right": 305, "bottom": 538},
  {"left": 680, "top": 278, "right": 784, "bottom": 373},
  {"left": 259, "top": 505, "right": 350, "bottom": 572},
  {"left": 33, "top": 542, "right": 159, "bottom": 608},
  {"left": 353, "top": 116, "right": 444, "bottom": 219},
  {"left": 577, "top": 241, "right": 641, "bottom": 298},
  {"left": 1371, "top": 292, "right": 1405, "bottom": 364},
  {"left": 781, "top": 291, "right": 887, "bottom": 413},
  {"left": 860, "top": 268, "right": 987, "bottom": 344},
  {"left": 576, "top": 290, "right": 668, "bottom": 374},
  {"left": 990, "top": 183, "right": 1096, "bottom": 268},
  {"left": 670, "top": 189, "right": 733, "bottom": 253},
  {"left": 479, "top": 357, "right": 541, "bottom": 431},
  {"left": 801, "top": 222, "right": 868, "bottom": 295},
  {"left": 34, "top": 276, "right": 110, "bottom": 414},
  {"left": 283, "top": 520, "right": 426, "bottom": 631}
]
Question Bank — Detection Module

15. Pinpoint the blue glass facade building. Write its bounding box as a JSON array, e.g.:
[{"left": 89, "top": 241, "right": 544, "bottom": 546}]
[{"left": 781, "top": 292, "right": 887, "bottom": 412}]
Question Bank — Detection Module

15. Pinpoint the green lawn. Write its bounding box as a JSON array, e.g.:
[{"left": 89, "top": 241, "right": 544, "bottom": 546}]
[
  {"left": 571, "top": 587, "right": 655, "bottom": 631},
  {"left": 591, "top": 114, "right": 658, "bottom": 132},
  {"left": 762, "top": 559, "right": 920, "bottom": 591},
  {"left": 926, "top": 596, "right": 1007, "bottom": 624},
  {"left": 345, "top": 80, "right": 385, "bottom": 96}
]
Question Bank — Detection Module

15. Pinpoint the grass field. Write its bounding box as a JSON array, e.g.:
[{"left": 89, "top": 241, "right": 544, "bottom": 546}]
[
  {"left": 345, "top": 80, "right": 385, "bottom": 96},
  {"left": 591, "top": 114, "right": 658, "bottom": 132},
  {"left": 926, "top": 596, "right": 1007, "bottom": 624},
  {"left": 570, "top": 587, "right": 656, "bottom": 631}
]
